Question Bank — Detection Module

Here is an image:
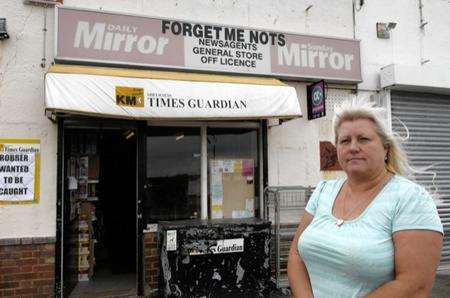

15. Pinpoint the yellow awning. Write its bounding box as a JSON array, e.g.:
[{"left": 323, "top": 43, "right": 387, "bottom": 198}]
[{"left": 48, "top": 64, "right": 288, "bottom": 86}]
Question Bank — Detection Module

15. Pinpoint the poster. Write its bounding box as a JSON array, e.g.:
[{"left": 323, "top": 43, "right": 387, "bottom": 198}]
[
  {"left": 209, "top": 158, "right": 255, "bottom": 219},
  {"left": 78, "top": 179, "right": 88, "bottom": 199},
  {"left": 0, "top": 139, "right": 40, "bottom": 204},
  {"left": 78, "top": 156, "right": 89, "bottom": 179},
  {"left": 242, "top": 159, "right": 254, "bottom": 177},
  {"left": 210, "top": 160, "right": 224, "bottom": 219}
]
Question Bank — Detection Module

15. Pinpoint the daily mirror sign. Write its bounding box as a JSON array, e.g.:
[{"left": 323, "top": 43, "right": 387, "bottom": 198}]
[{"left": 56, "top": 6, "right": 362, "bottom": 83}]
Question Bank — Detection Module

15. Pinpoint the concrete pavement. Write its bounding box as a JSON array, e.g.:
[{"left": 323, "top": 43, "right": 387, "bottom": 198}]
[
  {"left": 432, "top": 271, "right": 450, "bottom": 298},
  {"left": 270, "top": 272, "right": 450, "bottom": 297}
]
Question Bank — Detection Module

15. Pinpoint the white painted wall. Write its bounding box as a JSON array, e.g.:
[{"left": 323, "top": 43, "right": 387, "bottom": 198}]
[
  {"left": 0, "top": 1, "right": 57, "bottom": 239},
  {"left": 268, "top": 0, "right": 450, "bottom": 186},
  {"left": 1, "top": 0, "right": 449, "bottom": 238},
  {"left": 355, "top": 0, "right": 450, "bottom": 91}
]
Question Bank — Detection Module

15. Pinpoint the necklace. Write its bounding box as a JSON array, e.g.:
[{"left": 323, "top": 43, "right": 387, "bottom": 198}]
[
  {"left": 335, "top": 189, "right": 373, "bottom": 227},
  {"left": 335, "top": 173, "right": 391, "bottom": 227}
]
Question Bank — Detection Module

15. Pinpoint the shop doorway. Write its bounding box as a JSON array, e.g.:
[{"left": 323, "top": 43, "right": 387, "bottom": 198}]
[{"left": 59, "top": 127, "right": 138, "bottom": 297}]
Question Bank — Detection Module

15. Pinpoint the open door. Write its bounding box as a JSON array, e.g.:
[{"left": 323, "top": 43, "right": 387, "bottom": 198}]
[{"left": 55, "top": 120, "right": 144, "bottom": 297}]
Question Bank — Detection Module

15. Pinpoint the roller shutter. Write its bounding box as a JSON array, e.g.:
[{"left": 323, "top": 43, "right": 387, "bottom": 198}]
[{"left": 391, "top": 91, "right": 450, "bottom": 269}]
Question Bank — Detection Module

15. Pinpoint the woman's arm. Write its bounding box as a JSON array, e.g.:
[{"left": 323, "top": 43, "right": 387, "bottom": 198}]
[
  {"left": 366, "top": 230, "right": 443, "bottom": 298},
  {"left": 287, "top": 212, "right": 314, "bottom": 298}
]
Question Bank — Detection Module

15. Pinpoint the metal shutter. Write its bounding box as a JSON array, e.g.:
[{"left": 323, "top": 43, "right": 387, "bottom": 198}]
[{"left": 391, "top": 91, "right": 450, "bottom": 269}]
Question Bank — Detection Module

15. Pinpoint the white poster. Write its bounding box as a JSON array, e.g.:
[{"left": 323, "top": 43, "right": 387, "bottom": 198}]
[
  {"left": 166, "top": 230, "right": 177, "bottom": 251},
  {"left": 0, "top": 139, "right": 40, "bottom": 204},
  {"left": 210, "top": 160, "right": 224, "bottom": 219}
]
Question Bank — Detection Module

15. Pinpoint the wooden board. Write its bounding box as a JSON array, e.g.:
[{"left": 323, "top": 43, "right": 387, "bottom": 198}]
[{"left": 222, "top": 172, "right": 254, "bottom": 218}]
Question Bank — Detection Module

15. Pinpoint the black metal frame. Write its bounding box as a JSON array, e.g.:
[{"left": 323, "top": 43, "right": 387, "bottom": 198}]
[
  {"left": 136, "top": 121, "right": 146, "bottom": 297},
  {"left": 54, "top": 116, "right": 145, "bottom": 297},
  {"left": 55, "top": 118, "right": 64, "bottom": 297},
  {"left": 262, "top": 120, "right": 268, "bottom": 190}
]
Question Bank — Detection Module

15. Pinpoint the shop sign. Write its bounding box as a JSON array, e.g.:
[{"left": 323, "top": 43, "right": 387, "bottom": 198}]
[
  {"left": 55, "top": 6, "right": 362, "bottom": 83},
  {"left": 307, "top": 80, "right": 326, "bottom": 120},
  {"left": 185, "top": 238, "right": 245, "bottom": 255},
  {"left": 0, "top": 139, "right": 40, "bottom": 204},
  {"left": 115, "top": 86, "right": 145, "bottom": 107},
  {"left": 45, "top": 72, "right": 301, "bottom": 119},
  {"left": 209, "top": 238, "right": 244, "bottom": 254}
]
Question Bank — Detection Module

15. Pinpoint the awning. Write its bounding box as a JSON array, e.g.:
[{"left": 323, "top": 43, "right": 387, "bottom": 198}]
[{"left": 45, "top": 65, "right": 302, "bottom": 120}]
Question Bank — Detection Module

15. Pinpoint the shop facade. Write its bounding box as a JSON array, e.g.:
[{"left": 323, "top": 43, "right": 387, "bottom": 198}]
[
  {"left": 48, "top": 66, "right": 299, "bottom": 296},
  {"left": 43, "top": 6, "right": 360, "bottom": 296},
  {"left": 1, "top": 0, "right": 449, "bottom": 297},
  {"left": 0, "top": 2, "right": 362, "bottom": 296}
]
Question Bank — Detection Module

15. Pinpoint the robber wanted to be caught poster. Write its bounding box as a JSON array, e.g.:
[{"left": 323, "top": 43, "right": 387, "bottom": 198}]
[{"left": 0, "top": 139, "right": 41, "bottom": 204}]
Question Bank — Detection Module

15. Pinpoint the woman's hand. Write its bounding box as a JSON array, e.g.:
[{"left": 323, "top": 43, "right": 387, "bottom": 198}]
[
  {"left": 366, "top": 230, "right": 443, "bottom": 297},
  {"left": 287, "top": 212, "right": 315, "bottom": 298}
]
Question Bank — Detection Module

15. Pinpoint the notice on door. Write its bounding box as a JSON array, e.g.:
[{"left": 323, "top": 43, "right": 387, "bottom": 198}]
[{"left": 0, "top": 139, "right": 41, "bottom": 204}]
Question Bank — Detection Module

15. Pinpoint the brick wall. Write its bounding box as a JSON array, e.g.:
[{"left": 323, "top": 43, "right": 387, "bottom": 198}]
[
  {"left": 144, "top": 232, "right": 159, "bottom": 293},
  {"left": 0, "top": 238, "right": 55, "bottom": 297}
]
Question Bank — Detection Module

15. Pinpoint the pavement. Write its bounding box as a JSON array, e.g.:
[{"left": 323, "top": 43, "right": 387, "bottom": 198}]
[
  {"left": 432, "top": 271, "right": 450, "bottom": 298},
  {"left": 269, "top": 272, "right": 450, "bottom": 297}
]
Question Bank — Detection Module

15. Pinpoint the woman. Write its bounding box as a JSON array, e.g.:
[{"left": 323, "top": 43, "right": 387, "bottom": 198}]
[{"left": 287, "top": 100, "right": 443, "bottom": 297}]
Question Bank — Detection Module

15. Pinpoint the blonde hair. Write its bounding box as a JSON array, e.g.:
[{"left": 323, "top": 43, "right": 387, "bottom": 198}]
[{"left": 332, "top": 98, "right": 410, "bottom": 176}]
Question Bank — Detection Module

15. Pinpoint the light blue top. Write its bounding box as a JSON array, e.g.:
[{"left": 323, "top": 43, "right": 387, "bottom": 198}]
[{"left": 298, "top": 175, "right": 443, "bottom": 298}]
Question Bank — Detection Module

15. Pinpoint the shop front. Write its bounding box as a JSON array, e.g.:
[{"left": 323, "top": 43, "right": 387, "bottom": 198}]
[
  {"left": 46, "top": 6, "right": 360, "bottom": 297},
  {"left": 46, "top": 65, "right": 300, "bottom": 296}
]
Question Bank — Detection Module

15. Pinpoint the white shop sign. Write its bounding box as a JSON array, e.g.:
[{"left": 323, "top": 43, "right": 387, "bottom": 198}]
[
  {"left": 56, "top": 6, "right": 362, "bottom": 83},
  {"left": 45, "top": 72, "right": 301, "bottom": 119},
  {"left": 209, "top": 238, "right": 244, "bottom": 254}
]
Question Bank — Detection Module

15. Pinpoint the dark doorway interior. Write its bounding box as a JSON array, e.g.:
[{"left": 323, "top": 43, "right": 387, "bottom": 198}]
[
  {"left": 62, "top": 128, "right": 137, "bottom": 297},
  {"left": 97, "top": 130, "right": 136, "bottom": 274}
]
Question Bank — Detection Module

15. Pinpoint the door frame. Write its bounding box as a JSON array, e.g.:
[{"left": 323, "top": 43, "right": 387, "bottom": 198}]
[
  {"left": 55, "top": 118, "right": 64, "bottom": 297},
  {"left": 55, "top": 117, "right": 145, "bottom": 297},
  {"left": 137, "top": 121, "right": 146, "bottom": 296}
]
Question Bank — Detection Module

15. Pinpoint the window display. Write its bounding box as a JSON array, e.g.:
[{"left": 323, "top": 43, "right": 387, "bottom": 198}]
[
  {"left": 209, "top": 158, "right": 255, "bottom": 218},
  {"left": 144, "top": 125, "right": 260, "bottom": 222},
  {"left": 207, "top": 127, "right": 259, "bottom": 219}
]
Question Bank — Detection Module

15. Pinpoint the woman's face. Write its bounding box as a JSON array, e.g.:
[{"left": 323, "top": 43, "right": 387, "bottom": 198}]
[{"left": 336, "top": 119, "right": 387, "bottom": 178}]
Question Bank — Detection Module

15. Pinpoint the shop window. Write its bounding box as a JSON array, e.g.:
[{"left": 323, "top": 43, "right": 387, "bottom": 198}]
[
  {"left": 144, "top": 125, "right": 260, "bottom": 223},
  {"left": 207, "top": 127, "right": 259, "bottom": 219},
  {"left": 144, "top": 127, "right": 201, "bottom": 222}
]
